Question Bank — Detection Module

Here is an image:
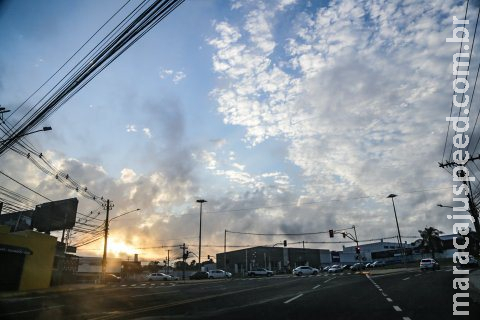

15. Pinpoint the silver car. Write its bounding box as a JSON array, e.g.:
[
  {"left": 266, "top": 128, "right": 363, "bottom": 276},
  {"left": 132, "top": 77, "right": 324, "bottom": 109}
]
[{"left": 292, "top": 266, "right": 319, "bottom": 276}]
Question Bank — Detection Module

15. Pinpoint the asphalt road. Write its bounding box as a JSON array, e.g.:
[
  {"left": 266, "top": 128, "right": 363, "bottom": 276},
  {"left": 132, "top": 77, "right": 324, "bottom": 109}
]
[{"left": 1, "top": 269, "right": 479, "bottom": 319}]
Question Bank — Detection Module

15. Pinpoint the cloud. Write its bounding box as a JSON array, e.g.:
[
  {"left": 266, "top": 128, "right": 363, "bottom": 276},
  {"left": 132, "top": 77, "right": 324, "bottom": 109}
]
[
  {"left": 126, "top": 124, "right": 137, "bottom": 132},
  {"left": 143, "top": 128, "right": 152, "bottom": 138},
  {"left": 159, "top": 68, "right": 186, "bottom": 84},
  {"left": 207, "top": 0, "right": 461, "bottom": 244}
]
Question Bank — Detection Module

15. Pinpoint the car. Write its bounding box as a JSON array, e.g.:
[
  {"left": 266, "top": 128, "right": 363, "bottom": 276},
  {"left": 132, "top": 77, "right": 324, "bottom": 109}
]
[
  {"left": 365, "top": 263, "right": 372, "bottom": 268},
  {"left": 247, "top": 268, "right": 274, "bottom": 277},
  {"left": 350, "top": 263, "right": 365, "bottom": 272},
  {"left": 322, "top": 266, "right": 330, "bottom": 272},
  {"left": 104, "top": 274, "right": 121, "bottom": 283},
  {"left": 420, "top": 258, "right": 440, "bottom": 271},
  {"left": 208, "top": 270, "right": 231, "bottom": 279},
  {"left": 146, "top": 273, "right": 177, "bottom": 281},
  {"left": 371, "top": 261, "right": 386, "bottom": 268},
  {"left": 327, "top": 265, "right": 343, "bottom": 273},
  {"left": 292, "top": 266, "right": 319, "bottom": 276},
  {"left": 341, "top": 264, "right": 352, "bottom": 271},
  {"left": 189, "top": 271, "right": 209, "bottom": 280},
  {"left": 465, "top": 255, "right": 479, "bottom": 267}
]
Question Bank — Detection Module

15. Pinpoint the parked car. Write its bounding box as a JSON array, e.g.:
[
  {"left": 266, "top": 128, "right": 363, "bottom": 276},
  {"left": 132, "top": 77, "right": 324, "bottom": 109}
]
[
  {"left": 365, "top": 263, "right": 372, "bottom": 268},
  {"left": 371, "top": 261, "right": 386, "bottom": 268},
  {"left": 208, "top": 270, "right": 232, "bottom": 279},
  {"left": 322, "top": 266, "right": 330, "bottom": 272},
  {"left": 341, "top": 264, "right": 352, "bottom": 271},
  {"left": 350, "top": 263, "right": 366, "bottom": 272},
  {"left": 328, "top": 265, "right": 343, "bottom": 273},
  {"left": 146, "top": 273, "right": 177, "bottom": 281},
  {"left": 104, "top": 274, "right": 121, "bottom": 283},
  {"left": 247, "top": 268, "right": 274, "bottom": 277},
  {"left": 292, "top": 266, "right": 319, "bottom": 276},
  {"left": 189, "top": 271, "right": 209, "bottom": 280},
  {"left": 420, "top": 258, "right": 440, "bottom": 271}
]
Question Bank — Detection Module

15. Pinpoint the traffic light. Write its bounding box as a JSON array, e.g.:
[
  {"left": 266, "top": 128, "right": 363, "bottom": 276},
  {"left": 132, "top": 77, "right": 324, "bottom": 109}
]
[
  {"left": 329, "top": 229, "right": 334, "bottom": 238},
  {"left": 283, "top": 240, "right": 287, "bottom": 247},
  {"left": 342, "top": 232, "right": 346, "bottom": 238},
  {"left": 355, "top": 247, "right": 360, "bottom": 254},
  {"left": 207, "top": 255, "right": 210, "bottom": 260}
]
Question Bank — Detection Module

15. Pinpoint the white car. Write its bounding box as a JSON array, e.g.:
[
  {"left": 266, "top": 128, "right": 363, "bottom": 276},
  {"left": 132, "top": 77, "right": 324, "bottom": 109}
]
[
  {"left": 208, "top": 270, "right": 232, "bottom": 279},
  {"left": 292, "top": 266, "right": 319, "bottom": 276},
  {"left": 146, "top": 273, "right": 177, "bottom": 281},
  {"left": 327, "top": 265, "right": 343, "bottom": 273},
  {"left": 420, "top": 258, "right": 440, "bottom": 271}
]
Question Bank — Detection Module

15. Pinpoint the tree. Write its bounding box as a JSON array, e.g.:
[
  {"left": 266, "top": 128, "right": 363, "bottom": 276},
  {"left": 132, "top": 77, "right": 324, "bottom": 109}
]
[
  {"left": 418, "top": 227, "right": 444, "bottom": 259},
  {"left": 189, "top": 259, "right": 196, "bottom": 267}
]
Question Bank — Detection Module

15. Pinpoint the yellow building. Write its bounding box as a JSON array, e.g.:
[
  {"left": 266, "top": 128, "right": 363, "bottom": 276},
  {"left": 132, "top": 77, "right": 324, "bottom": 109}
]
[{"left": 0, "top": 225, "right": 57, "bottom": 291}]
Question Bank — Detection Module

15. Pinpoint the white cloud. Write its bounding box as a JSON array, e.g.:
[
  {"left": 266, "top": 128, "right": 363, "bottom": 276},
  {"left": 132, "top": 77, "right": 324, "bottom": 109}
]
[
  {"left": 159, "top": 68, "right": 187, "bottom": 84},
  {"left": 120, "top": 168, "right": 137, "bottom": 183},
  {"left": 126, "top": 124, "right": 137, "bottom": 132},
  {"left": 143, "top": 128, "right": 152, "bottom": 138}
]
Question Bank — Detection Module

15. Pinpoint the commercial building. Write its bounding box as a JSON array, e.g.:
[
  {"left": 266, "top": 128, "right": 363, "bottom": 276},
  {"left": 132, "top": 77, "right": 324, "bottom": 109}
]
[{"left": 216, "top": 246, "right": 330, "bottom": 274}]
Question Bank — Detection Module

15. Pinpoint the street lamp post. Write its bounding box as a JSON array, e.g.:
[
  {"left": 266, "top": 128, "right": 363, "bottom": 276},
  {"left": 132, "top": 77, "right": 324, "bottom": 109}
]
[
  {"left": 0, "top": 126, "right": 52, "bottom": 144},
  {"left": 196, "top": 199, "right": 207, "bottom": 271},
  {"left": 387, "top": 194, "right": 406, "bottom": 265}
]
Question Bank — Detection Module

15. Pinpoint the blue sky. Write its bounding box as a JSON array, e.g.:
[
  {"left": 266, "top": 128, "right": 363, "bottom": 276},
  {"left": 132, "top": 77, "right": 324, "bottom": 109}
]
[{"left": 0, "top": 0, "right": 474, "bottom": 261}]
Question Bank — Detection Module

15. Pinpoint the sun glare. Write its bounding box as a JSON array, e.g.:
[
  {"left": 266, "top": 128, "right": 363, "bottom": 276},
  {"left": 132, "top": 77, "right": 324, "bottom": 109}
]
[{"left": 107, "top": 238, "right": 137, "bottom": 258}]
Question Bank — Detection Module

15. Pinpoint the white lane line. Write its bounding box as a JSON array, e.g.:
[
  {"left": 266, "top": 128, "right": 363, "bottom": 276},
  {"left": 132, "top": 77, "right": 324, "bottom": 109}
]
[
  {"left": 386, "top": 298, "right": 393, "bottom": 302},
  {"left": 284, "top": 293, "right": 303, "bottom": 304},
  {"left": 403, "top": 317, "right": 412, "bottom": 320},
  {"left": 132, "top": 292, "right": 170, "bottom": 298},
  {"left": 324, "top": 277, "right": 336, "bottom": 283},
  {"left": 402, "top": 277, "right": 410, "bottom": 281},
  {"left": 414, "top": 274, "right": 422, "bottom": 277},
  {"left": 382, "top": 293, "right": 388, "bottom": 297},
  {"left": 313, "top": 285, "right": 321, "bottom": 289},
  {"left": 2, "top": 305, "right": 64, "bottom": 316},
  {"left": 393, "top": 305, "right": 402, "bottom": 312}
]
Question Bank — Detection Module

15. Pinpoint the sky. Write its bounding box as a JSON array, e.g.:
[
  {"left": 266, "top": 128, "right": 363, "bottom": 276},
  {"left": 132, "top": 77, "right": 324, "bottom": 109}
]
[{"left": 0, "top": 0, "right": 476, "bottom": 263}]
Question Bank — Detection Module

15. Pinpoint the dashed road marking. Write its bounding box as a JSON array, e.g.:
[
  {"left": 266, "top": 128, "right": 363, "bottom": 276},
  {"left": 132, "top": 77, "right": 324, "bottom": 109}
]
[
  {"left": 393, "top": 306, "right": 402, "bottom": 312},
  {"left": 284, "top": 293, "right": 303, "bottom": 304},
  {"left": 386, "top": 298, "right": 393, "bottom": 302},
  {"left": 313, "top": 285, "right": 321, "bottom": 289},
  {"left": 402, "top": 277, "right": 410, "bottom": 281},
  {"left": 403, "top": 317, "right": 412, "bottom": 320}
]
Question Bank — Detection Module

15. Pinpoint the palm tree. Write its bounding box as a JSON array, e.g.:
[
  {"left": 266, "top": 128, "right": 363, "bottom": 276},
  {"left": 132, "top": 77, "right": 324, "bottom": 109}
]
[{"left": 418, "top": 227, "right": 444, "bottom": 259}]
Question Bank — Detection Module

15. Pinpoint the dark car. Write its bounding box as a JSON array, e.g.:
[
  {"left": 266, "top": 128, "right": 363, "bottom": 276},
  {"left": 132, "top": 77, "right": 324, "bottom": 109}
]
[
  {"left": 189, "top": 271, "right": 209, "bottom": 280},
  {"left": 105, "top": 274, "right": 121, "bottom": 283},
  {"left": 350, "top": 263, "right": 365, "bottom": 271}
]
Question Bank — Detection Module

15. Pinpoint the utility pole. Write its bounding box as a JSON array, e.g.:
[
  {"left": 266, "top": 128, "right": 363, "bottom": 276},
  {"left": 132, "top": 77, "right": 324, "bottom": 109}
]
[
  {"left": 180, "top": 243, "right": 188, "bottom": 280},
  {"left": 167, "top": 250, "right": 170, "bottom": 275},
  {"left": 224, "top": 229, "right": 227, "bottom": 271},
  {"left": 439, "top": 158, "right": 480, "bottom": 251},
  {"left": 102, "top": 199, "right": 113, "bottom": 282},
  {"left": 196, "top": 199, "right": 207, "bottom": 271}
]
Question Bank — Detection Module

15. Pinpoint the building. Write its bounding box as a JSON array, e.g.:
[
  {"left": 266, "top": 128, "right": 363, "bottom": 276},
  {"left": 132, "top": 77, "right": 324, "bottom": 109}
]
[
  {"left": 216, "top": 246, "right": 330, "bottom": 275},
  {"left": 0, "top": 225, "right": 57, "bottom": 291},
  {"left": 342, "top": 240, "right": 414, "bottom": 263}
]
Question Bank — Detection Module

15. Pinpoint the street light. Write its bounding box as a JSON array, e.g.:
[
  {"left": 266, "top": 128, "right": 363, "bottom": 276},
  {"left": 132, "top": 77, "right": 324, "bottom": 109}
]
[
  {"left": 0, "top": 126, "right": 52, "bottom": 144},
  {"left": 196, "top": 199, "right": 207, "bottom": 270},
  {"left": 387, "top": 194, "right": 405, "bottom": 265}
]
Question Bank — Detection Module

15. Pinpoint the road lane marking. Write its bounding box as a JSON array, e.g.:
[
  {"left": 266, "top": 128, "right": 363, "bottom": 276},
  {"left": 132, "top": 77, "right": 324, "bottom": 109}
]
[
  {"left": 386, "top": 298, "right": 393, "bottom": 302},
  {"left": 402, "top": 277, "right": 410, "bottom": 281},
  {"left": 284, "top": 293, "right": 303, "bottom": 304},
  {"left": 414, "top": 274, "right": 422, "bottom": 277},
  {"left": 393, "top": 306, "right": 402, "bottom": 312},
  {"left": 403, "top": 317, "right": 412, "bottom": 320},
  {"left": 323, "top": 277, "right": 336, "bottom": 283},
  {"left": 313, "top": 285, "right": 320, "bottom": 289},
  {"left": 132, "top": 291, "right": 179, "bottom": 298}
]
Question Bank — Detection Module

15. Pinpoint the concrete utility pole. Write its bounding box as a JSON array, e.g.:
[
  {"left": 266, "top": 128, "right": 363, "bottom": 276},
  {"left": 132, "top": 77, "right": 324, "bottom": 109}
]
[
  {"left": 224, "top": 229, "right": 227, "bottom": 271},
  {"left": 102, "top": 199, "right": 113, "bottom": 282},
  {"left": 180, "top": 243, "right": 188, "bottom": 280},
  {"left": 167, "top": 250, "right": 170, "bottom": 275}
]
